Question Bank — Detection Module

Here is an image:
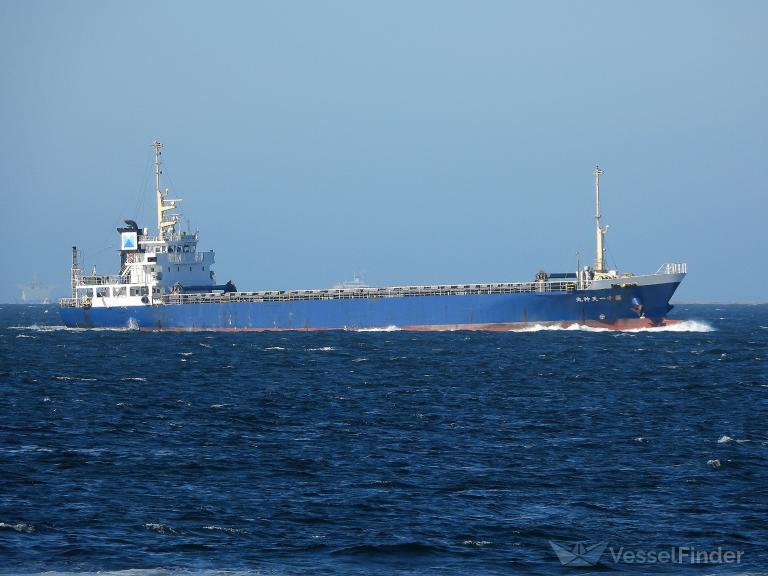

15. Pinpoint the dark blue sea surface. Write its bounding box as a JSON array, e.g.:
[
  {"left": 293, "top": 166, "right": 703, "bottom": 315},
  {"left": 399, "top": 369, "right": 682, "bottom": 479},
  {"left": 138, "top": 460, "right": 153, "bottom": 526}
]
[{"left": 1, "top": 304, "right": 767, "bottom": 575}]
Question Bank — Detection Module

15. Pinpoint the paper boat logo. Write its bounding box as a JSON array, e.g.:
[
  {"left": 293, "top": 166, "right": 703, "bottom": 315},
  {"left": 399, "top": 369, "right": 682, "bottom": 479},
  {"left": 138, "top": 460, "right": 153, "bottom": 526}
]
[{"left": 549, "top": 540, "right": 609, "bottom": 566}]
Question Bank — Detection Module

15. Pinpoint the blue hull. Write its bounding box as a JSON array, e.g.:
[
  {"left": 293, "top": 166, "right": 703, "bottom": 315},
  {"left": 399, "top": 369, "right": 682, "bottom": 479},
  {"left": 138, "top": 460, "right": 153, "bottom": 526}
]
[{"left": 60, "top": 281, "right": 681, "bottom": 330}]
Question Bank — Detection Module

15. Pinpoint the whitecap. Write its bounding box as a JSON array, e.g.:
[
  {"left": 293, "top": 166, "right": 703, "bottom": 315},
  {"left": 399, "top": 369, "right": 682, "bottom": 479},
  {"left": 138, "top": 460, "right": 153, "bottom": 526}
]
[
  {"left": 144, "top": 522, "right": 177, "bottom": 534},
  {"left": 122, "top": 377, "right": 147, "bottom": 382},
  {"left": 178, "top": 352, "right": 194, "bottom": 356},
  {"left": 718, "top": 435, "right": 750, "bottom": 444},
  {"left": 0, "top": 522, "right": 35, "bottom": 533},
  {"left": 306, "top": 346, "right": 335, "bottom": 351},
  {"left": 264, "top": 346, "right": 286, "bottom": 351},
  {"left": 202, "top": 525, "right": 248, "bottom": 535}
]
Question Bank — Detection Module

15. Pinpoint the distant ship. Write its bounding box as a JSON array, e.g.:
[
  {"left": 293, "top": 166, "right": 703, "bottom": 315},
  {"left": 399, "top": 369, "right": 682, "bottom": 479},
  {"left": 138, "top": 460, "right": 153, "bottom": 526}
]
[
  {"left": 16, "top": 274, "right": 53, "bottom": 304},
  {"left": 60, "top": 142, "right": 686, "bottom": 330}
]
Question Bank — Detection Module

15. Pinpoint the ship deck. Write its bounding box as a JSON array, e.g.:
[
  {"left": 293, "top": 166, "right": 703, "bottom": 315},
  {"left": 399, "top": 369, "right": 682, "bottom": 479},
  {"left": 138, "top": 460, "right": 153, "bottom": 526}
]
[
  {"left": 60, "top": 280, "right": 579, "bottom": 308},
  {"left": 160, "top": 280, "right": 578, "bottom": 306}
]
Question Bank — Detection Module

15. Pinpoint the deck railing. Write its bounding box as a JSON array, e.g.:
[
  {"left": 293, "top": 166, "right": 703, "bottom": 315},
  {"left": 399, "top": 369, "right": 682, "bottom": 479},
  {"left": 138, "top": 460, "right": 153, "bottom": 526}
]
[
  {"left": 161, "top": 281, "right": 577, "bottom": 306},
  {"left": 59, "top": 280, "right": 579, "bottom": 308},
  {"left": 656, "top": 262, "right": 688, "bottom": 275},
  {"left": 78, "top": 274, "right": 127, "bottom": 285}
]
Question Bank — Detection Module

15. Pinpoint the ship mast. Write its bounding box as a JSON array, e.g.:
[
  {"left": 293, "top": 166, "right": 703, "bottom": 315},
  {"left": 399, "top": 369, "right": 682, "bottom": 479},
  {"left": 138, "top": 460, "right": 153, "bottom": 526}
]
[
  {"left": 153, "top": 141, "right": 177, "bottom": 239},
  {"left": 593, "top": 164, "right": 608, "bottom": 272}
]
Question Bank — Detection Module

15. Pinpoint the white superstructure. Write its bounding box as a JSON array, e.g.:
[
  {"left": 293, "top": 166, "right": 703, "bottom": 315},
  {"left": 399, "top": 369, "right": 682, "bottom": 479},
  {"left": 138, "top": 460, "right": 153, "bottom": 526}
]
[{"left": 62, "top": 141, "right": 222, "bottom": 310}]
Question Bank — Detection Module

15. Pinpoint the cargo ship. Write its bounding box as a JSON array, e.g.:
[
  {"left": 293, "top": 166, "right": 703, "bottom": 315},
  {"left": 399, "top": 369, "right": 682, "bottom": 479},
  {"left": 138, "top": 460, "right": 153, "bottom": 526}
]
[{"left": 59, "top": 142, "right": 686, "bottom": 330}]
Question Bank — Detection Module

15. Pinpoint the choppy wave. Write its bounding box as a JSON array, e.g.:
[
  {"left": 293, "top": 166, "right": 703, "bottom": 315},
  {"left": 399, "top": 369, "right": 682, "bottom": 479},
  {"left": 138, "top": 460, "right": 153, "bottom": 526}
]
[
  {"left": 0, "top": 568, "right": 264, "bottom": 576},
  {"left": 0, "top": 521, "right": 35, "bottom": 533},
  {"left": 2, "top": 303, "right": 766, "bottom": 573},
  {"left": 144, "top": 522, "right": 179, "bottom": 535},
  {"left": 202, "top": 525, "right": 249, "bottom": 535}
]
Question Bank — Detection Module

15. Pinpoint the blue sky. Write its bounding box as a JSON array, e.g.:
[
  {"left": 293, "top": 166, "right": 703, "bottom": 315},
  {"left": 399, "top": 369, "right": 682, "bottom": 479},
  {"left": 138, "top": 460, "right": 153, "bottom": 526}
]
[{"left": 1, "top": 1, "right": 765, "bottom": 302}]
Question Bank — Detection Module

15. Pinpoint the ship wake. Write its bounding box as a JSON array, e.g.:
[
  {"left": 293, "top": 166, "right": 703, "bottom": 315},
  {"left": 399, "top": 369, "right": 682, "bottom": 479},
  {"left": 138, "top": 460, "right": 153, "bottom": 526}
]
[{"left": 8, "top": 323, "right": 139, "bottom": 333}]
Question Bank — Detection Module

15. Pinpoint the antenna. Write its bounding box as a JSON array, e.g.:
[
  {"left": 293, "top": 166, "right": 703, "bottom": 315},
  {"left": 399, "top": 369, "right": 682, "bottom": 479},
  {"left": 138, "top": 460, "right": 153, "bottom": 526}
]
[
  {"left": 593, "top": 165, "right": 608, "bottom": 272},
  {"left": 153, "top": 141, "right": 177, "bottom": 239},
  {"left": 70, "top": 246, "right": 80, "bottom": 299},
  {"left": 576, "top": 251, "right": 580, "bottom": 290}
]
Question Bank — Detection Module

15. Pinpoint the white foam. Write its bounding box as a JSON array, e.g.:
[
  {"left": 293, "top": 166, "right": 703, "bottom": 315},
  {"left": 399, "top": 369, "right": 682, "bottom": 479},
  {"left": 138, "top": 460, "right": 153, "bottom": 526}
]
[
  {"left": 0, "top": 522, "right": 35, "bottom": 533},
  {"left": 356, "top": 325, "right": 401, "bottom": 332},
  {"left": 513, "top": 323, "right": 611, "bottom": 333},
  {"left": 8, "top": 324, "right": 137, "bottom": 333},
  {"left": 202, "top": 525, "right": 248, "bottom": 535},
  {"left": 306, "top": 346, "right": 335, "bottom": 351},
  {"left": 510, "top": 320, "right": 715, "bottom": 333},
  {"left": 143, "top": 522, "right": 177, "bottom": 535},
  {"left": 718, "top": 435, "right": 750, "bottom": 444},
  {"left": 463, "top": 539, "right": 492, "bottom": 546},
  {"left": 624, "top": 320, "right": 715, "bottom": 333}
]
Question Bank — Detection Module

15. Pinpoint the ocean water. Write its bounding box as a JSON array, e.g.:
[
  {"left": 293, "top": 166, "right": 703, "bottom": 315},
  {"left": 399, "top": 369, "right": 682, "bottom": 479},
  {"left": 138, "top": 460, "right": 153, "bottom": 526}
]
[{"left": 1, "top": 304, "right": 767, "bottom": 575}]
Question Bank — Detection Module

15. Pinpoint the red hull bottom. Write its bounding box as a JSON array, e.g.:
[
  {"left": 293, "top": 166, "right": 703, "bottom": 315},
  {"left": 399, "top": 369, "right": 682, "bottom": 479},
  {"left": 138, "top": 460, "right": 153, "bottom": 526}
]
[{"left": 139, "top": 317, "right": 680, "bottom": 332}]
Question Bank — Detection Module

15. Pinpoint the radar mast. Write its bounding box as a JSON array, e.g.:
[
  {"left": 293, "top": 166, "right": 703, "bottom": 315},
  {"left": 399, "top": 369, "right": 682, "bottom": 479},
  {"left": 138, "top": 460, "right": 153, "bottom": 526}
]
[
  {"left": 153, "top": 141, "right": 178, "bottom": 238},
  {"left": 593, "top": 165, "right": 608, "bottom": 272}
]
